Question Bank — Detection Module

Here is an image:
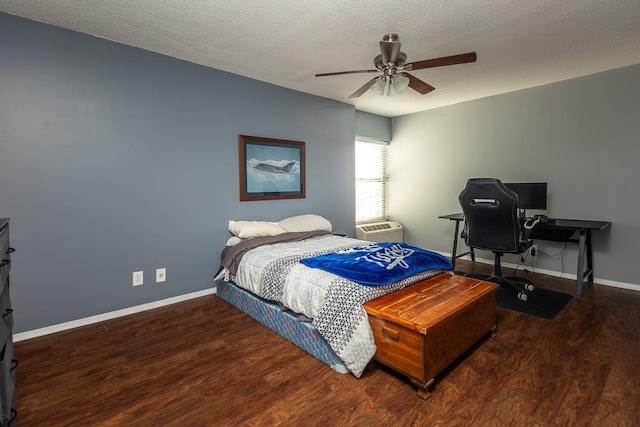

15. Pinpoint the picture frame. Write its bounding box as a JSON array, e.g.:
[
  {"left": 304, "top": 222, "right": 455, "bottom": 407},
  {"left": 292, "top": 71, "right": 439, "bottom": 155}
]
[{"left": 238, "top": 135, "right": 306, "bottom": 201}]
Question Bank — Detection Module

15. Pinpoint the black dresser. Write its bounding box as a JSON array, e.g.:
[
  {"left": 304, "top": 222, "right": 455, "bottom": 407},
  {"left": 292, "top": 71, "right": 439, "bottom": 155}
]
[{"left": 0, "top": 219, "right": 16, "bottom": 426}]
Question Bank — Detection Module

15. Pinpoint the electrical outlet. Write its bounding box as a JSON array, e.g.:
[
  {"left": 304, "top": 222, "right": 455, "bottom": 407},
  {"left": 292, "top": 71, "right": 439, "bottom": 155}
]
[
  {"left": 156, "top": 268, "right": 166, "bottom": 283},
  {"left": 133, "top": 271, "right": 144, "bottom": 286},
  {"left": 531, "top": 245, "right": 538, "bottom": 256}
]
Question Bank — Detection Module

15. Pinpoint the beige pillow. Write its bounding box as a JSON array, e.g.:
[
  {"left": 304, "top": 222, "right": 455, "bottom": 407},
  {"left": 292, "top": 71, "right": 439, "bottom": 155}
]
[
  {"left": 278, "top": 214, "right": 332, "bottom": 232},
  {"left": 228, "top": 220, "right": 285, "bottom": 239}
]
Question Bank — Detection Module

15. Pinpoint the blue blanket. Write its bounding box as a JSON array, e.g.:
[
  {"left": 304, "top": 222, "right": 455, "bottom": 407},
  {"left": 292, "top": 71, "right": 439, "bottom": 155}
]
[{"left": 300, "top": 242, "right": 453, "bottom": 286}]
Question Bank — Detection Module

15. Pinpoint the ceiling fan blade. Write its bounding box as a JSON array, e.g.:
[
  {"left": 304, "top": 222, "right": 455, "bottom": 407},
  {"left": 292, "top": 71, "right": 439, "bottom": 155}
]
[
  {"left": 406, "top": 52, "right": 477, "bottom": 71},
  {"left": 315, "top": 69, "right": 378, "bottom": 77},
  {"left": 349, "top": 76, "right": 380, "bottom": 98},
  {"left": 380, "top": 41, "right": 401, "bottom": 64},
  {"left": 404, "top": 73, "right": 435, "bottom": 94}
]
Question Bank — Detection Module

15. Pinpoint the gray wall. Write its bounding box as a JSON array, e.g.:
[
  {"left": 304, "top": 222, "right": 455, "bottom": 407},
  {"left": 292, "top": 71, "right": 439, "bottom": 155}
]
[
  {"left": 0, "top": 13, "right": 362, "bottom": 333},
  {"left": 355, "top": 111, "right": 391, "bottom": 142},
  {"left": 389, "top": 64, "right": 640, "bottom": 288}
]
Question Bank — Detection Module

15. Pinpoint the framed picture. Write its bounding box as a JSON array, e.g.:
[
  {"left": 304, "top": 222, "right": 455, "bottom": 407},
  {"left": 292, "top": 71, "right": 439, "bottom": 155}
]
[{"left": 238, "top": 135, "right": 306, "bottom": 201}]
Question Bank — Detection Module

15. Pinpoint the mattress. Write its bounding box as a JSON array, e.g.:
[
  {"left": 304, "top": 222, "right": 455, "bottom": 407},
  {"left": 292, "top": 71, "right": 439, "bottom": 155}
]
[{"left": 216, "top": 280, "right": 349, "bottom": 374}]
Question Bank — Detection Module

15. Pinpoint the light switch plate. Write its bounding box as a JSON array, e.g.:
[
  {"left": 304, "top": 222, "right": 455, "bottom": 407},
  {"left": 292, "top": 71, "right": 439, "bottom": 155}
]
[{"left": 133, "top": 271, "right": 143, "bottom": 286}]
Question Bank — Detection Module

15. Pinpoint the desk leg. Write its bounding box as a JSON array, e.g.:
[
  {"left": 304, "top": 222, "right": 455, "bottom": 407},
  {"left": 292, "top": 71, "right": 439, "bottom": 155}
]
[
  {"left": 451, "top": 221, "right": 461, "bottom": 270},
  {"left": 586, "top": 229, "right": 594, "bottom": 282},
  {"left": 576, "top": 229, "right": 586, "bottom": 297}
]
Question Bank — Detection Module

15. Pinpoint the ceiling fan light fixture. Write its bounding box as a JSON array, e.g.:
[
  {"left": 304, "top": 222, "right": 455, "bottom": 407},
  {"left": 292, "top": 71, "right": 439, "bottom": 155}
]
[
  {"left": 387, "top": 74, "right": 410, "bottom": 97},
  {"left": 396, "top": 74, "right": 410, "bottom": 90},
  {"left": 371, "top": 78, "right": 387, "bottom": 95},
  {"left": 387, "top": 81, "right": 401, "bottom": 97}
]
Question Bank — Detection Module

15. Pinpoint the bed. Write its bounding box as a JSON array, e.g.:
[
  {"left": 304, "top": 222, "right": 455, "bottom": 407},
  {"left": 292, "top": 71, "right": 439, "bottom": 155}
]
[{"left": 213, "top": 215, "right": 454, "bottom": 378}]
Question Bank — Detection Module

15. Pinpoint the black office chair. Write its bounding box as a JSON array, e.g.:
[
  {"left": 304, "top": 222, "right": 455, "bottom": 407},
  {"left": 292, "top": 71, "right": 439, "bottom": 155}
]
[{"left": 458, "top": 178, "right": 534, "bottom": 301}]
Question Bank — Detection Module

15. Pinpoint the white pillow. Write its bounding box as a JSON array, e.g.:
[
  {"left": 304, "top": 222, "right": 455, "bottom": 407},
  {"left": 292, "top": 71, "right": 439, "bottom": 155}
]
[
  {"left": 278, "top": 214, "right": 332, "bottom": 233},
  {"left": 228, "top": 220, "right": 285, "bottom": 239},
  {"left": 226, "top": 236, "right": 244, "bottom": 247}
]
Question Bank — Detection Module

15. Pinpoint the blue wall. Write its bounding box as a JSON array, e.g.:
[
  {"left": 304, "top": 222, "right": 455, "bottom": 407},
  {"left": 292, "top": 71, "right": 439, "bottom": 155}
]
[
  {"left": 355, "top": 111, "right": 391, "bottom": 141},
  {"left": 0, "top": 13, "right": 361, "bottom": 332}
]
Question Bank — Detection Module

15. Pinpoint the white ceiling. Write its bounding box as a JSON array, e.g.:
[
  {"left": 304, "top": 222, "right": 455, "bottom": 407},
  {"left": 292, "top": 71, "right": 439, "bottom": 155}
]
[{"left": 2, "top": 0, "right": 640, "bottom": 118}]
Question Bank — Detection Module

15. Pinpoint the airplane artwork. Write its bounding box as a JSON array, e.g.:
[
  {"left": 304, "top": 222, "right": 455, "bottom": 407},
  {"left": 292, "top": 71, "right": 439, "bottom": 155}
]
[
  {"left": 252, "top": 161, "right": 295, "bottom": 174},
  {"left": 239, "top": 135, "right": 305, "bottom": 201}
]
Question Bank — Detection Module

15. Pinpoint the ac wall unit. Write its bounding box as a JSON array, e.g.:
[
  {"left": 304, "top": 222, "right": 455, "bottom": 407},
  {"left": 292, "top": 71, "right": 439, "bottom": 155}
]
[{"left": 355, "top": 221, "right": 404, "bottom": 242}]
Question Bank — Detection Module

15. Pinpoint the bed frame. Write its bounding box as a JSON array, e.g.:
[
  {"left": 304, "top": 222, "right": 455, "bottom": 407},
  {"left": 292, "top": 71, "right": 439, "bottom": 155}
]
[{"left": 216, "top": 280, "right": 349, "bottom": 374}]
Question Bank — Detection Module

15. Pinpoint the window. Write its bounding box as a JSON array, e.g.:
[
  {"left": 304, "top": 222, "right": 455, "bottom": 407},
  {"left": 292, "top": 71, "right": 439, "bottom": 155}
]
[{"left": 355, "top": 139, "right": 388, "bottom": 223}]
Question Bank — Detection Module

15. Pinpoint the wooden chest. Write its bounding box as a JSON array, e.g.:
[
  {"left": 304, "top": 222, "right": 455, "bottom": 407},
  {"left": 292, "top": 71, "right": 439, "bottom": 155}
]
[{"left": 364, "top": 273, "right": 499, "bottom": 399}]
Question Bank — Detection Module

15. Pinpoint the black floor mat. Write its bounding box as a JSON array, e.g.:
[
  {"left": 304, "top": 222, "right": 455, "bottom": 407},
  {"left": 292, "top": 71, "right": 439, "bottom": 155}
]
[{"left": 495, "top": 286, "right": 573, "bottom": 319}]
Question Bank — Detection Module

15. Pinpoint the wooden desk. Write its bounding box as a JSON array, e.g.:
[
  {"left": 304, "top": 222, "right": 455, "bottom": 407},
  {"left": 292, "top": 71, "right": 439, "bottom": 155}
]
[{"left": 439, "top": 213, "right": 611, "bottom": 297}]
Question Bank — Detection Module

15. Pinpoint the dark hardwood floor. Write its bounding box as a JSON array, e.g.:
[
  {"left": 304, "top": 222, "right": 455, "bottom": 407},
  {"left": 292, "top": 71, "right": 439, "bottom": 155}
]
[{"left": 14, "top": 260, "right": 640, "bottom": 426}]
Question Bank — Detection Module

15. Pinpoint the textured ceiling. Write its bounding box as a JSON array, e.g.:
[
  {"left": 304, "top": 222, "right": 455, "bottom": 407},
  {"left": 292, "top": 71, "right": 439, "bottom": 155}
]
[{"left": 2, "top": 0, "right": 640, "bottom": 117}]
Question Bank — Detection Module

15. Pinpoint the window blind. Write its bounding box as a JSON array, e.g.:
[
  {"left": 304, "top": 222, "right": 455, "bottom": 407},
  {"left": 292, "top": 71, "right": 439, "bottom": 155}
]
[{"left": 355, "top": 139, "right": 388, "bottom": 223}]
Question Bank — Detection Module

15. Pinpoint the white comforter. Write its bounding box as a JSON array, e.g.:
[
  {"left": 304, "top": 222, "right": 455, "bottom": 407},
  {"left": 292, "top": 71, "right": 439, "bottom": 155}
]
[{"left": 235, "top": 234, "right": 363, "bottom": 319}]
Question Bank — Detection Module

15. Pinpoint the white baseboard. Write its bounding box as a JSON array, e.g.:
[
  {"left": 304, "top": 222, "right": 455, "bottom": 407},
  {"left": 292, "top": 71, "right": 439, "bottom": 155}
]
[
  {"left": 441, "top": 251, "right": 640, "bottom": 293},
  {"left": 14, "top": 288, "right": 217, "bottom": 343}
]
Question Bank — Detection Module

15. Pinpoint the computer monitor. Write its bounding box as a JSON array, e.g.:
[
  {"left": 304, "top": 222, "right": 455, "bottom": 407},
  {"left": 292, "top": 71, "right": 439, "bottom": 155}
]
[{"left": 503, "top": 182, "right": 548, "bottom": 210}]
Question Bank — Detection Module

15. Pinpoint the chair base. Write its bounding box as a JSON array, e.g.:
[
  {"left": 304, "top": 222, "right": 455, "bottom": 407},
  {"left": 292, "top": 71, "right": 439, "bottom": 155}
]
[
  {"left": 497, "top": 275, "right": 534, "bottom": 301},
  {"left": 457, "top": 272, "right": 533, "bottom": 301}
]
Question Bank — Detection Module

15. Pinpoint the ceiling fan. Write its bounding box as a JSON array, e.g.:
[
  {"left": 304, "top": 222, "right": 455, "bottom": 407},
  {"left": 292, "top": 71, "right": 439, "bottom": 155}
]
[{"left": 315, "top": 34, "right": 477, "bottom": 98}]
